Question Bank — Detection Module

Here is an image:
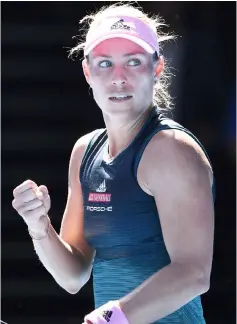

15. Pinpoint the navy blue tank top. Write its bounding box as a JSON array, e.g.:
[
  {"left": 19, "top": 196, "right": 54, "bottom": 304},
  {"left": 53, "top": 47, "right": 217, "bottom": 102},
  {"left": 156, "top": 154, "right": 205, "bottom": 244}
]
[{"left": 80, "top": 107, "right": 214, "bottom": 323}]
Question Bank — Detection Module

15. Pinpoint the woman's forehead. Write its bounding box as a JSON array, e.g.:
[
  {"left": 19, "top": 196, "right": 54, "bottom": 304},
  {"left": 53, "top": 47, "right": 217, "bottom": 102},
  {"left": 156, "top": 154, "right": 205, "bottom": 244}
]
[{"left": 91, "top": 38, "right": 147, "bottom": 58}]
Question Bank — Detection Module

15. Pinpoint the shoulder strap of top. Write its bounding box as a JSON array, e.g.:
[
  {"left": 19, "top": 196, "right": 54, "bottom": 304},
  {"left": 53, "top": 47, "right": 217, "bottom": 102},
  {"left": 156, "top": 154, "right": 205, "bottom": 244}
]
[{"left": 81, "top": 128, "right": 106, "bottom": 165}]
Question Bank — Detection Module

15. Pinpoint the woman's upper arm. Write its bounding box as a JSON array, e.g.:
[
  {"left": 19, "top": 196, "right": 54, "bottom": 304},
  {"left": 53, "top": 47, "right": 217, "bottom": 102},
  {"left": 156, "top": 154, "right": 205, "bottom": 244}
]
[{"left": 59, "top": 130, "right": 98, "bottom": 260}]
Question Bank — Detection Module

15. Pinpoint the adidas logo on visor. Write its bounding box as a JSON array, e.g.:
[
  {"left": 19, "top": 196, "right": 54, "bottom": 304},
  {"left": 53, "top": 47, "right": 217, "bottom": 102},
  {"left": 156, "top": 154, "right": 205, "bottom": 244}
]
[{"left": 111, "top": 19, "right": 131, "bottom": 31}]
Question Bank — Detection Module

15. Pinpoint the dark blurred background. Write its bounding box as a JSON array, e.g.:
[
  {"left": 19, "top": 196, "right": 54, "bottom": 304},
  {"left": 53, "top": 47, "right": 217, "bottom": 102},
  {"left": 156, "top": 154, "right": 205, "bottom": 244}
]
[{"left": 1, "top": 1, "right": 236, "bottom": 324}]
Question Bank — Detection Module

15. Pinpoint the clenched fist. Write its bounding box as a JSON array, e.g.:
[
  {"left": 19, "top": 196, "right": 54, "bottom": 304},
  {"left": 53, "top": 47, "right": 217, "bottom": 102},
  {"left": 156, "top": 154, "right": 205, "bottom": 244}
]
[{"left": 12, "top": 180, "right": 51, "bottom": 237}]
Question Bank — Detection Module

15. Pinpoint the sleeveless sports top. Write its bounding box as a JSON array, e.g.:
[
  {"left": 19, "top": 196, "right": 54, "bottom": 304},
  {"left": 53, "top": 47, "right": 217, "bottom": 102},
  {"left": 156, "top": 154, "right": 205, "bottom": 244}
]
[{"left": 80, "top": 107, "right": 214, "bottom": 323}]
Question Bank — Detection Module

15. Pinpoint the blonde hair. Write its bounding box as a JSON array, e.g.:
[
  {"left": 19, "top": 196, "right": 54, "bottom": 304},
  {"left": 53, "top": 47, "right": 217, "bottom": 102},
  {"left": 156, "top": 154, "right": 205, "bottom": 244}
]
[{"left": 69, "top": 2, "right": 176, "bottom": 111}]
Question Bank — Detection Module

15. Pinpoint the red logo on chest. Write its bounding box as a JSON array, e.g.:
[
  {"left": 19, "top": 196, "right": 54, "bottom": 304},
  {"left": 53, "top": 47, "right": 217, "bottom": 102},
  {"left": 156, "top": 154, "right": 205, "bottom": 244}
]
[{"left": 88, "top": 193, "right": 111, "bottom": 202}]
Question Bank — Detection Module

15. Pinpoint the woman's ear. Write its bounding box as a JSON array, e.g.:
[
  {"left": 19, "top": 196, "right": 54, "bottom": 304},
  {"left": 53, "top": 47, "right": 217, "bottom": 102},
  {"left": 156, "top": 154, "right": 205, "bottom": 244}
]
[
  {"left": 154, "top": 55, "right": 165, "bottom": 82},
  {"left": 82, "top": 58, "right": 91, "bottom": 85}
]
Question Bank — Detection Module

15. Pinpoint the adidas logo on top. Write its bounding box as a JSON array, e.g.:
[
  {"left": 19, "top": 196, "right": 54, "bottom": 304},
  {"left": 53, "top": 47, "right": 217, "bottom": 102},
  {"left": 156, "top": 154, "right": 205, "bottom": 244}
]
[
  {"left": 88, "top": 179, "right": 111, "bottom": 202},
  {"left": 96, "top": 180, "right": 107, "bottom": 193}
]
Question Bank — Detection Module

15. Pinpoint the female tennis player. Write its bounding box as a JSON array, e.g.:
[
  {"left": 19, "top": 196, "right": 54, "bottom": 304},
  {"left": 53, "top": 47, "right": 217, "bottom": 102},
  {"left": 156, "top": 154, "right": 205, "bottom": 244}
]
[{"left": 12, "top": 3, "right": 215, "bottom": 324}]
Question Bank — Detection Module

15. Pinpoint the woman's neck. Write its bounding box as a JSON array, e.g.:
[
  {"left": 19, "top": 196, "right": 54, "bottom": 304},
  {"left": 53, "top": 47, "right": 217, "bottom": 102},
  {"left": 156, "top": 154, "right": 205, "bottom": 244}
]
[{"left": 104, "top": 106, "right": 153, "bottom": 159}]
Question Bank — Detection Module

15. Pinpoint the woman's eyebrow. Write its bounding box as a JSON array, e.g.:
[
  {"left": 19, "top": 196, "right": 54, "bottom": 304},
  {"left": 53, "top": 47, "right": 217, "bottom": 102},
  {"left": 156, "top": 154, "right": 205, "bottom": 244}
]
[{"left": 94, "top": 52, "right": 146, "bottom": 59}]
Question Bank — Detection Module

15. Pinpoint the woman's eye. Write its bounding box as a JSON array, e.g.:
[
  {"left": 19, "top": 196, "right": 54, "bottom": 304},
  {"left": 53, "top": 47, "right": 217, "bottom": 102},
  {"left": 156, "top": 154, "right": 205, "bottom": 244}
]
[
  {"left": 99, "top": 60, "right": 112, "bottom": 68},
  {"left": 127, "top": 59, "right": 141, "bottom": 66}
]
